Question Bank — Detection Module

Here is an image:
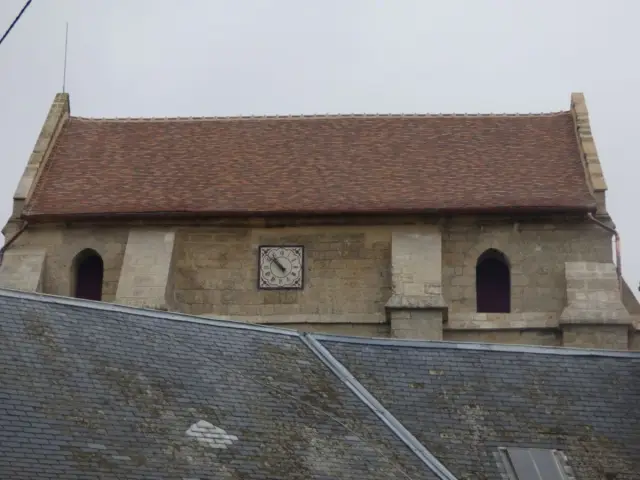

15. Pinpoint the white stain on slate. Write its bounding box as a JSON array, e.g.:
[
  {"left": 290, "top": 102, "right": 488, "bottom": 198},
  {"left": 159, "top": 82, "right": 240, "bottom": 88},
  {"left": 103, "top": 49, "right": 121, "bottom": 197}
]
[{"left": 185, "top": 420, "right": 239, "bottom": 449}]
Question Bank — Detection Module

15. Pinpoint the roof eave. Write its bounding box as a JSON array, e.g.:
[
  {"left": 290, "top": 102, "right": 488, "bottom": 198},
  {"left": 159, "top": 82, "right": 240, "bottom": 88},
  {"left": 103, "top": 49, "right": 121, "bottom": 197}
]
[{"left": 21, "top": 204, "right": 598, "bottom": 224}]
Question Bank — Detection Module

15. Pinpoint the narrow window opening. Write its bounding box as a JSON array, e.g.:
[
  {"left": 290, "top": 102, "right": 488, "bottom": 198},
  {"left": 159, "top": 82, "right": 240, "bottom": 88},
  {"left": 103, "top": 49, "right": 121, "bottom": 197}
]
[
  {"left": 72, "top": 249, "right": 104, "bottom": 301},
  {"left": 476, "top": 248, "right": 511, "bottom": 313}
]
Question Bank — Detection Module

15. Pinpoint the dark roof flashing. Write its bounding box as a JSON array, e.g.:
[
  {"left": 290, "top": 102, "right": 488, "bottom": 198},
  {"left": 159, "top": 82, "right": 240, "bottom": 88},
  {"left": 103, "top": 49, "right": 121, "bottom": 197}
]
[{"left": 312, "top": 333, "right": 640, "bottom": 359}]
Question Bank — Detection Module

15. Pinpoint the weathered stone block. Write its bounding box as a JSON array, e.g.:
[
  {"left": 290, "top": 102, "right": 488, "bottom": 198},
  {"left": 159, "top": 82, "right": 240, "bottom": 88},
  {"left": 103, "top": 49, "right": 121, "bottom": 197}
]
[
  {"left": 115, "top": 229, "right": 177, "bottom": 310},
  {"left": 560, "top": 261, "right": 630, "bottom": 349},
  {"left": 386, "top": 226, "right": 446, "bottom": 311},
  {"left": 560, "top": 261, "right": 630, "bottom": 326},
  {"left": 0, "top": 248, "right": 46, "bottom": 292},
  {"left": 562, "top": 325, "right": 628, "bottom": 350},
  {"left": 385, "top": 294, "right": 446, "bottom": 310},
  {"left": 385, "top": 227, "right": 446, "bottom": 339},
  {"left": 390, "top": 309, "right": 443, "bottom": 340},
  {"left": 445, "top": 329, "right": 560, "bottom": 346},
  {"left": 447, "top": 312, "right": 557, "bottom": 330}
]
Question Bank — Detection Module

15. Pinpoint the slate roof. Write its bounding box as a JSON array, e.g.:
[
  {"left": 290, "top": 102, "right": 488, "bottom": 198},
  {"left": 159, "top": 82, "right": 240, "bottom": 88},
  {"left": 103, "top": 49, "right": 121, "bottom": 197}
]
[
  {"left": 1, "top": 289, "right": 638, "bottom": 479},
  {"left": 0, "top": 290, "right": 440, "bottom": 480},
  {"left": 320, "top": 336, "right": 640, "bottom": 480},
  {"left": 23, "top": 111, "right": 596, "bottom": 219}
]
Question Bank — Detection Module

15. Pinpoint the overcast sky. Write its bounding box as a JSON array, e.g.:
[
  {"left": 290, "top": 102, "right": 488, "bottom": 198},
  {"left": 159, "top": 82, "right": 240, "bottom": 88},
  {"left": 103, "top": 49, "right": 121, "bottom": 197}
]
[{"left": 1, "top": 0, "right": 638, "bottom": 296}]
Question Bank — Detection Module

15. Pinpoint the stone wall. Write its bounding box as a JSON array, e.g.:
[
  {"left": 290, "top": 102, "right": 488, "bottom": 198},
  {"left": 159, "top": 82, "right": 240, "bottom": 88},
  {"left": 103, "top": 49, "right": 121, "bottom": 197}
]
[
  {"left": 444, "top": 329, "right": 561, "bottom": 346},
  {"left": 170, "top": 219, "right": 615, "bottom": 336},
  {"left": 443, "top": 221, "right": 612, "bottom": 313},
  {"left": 559, "top": 262, "right": 630, "bottom": 349},
  {"left": 0, "top": 217, "right": 628, "bottom": 348},
  {"left": 173, "top": 226, "right": 391, "bottom": 325},
  {"left": 6, "top": 226, "right": 127, "bottom": 302},
  {"left": 438, "top": 221, "right": 618, "bottom": 347}
]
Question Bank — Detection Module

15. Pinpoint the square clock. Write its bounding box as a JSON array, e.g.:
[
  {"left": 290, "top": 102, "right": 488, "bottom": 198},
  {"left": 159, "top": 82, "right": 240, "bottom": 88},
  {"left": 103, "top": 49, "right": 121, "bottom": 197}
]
[{"left": 258, "top": 245, "right": 304, "bottom": 290}]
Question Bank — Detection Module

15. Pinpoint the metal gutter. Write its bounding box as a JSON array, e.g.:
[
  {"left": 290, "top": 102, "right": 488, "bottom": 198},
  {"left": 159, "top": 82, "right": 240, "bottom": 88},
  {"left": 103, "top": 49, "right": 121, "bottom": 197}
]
[
  {"left": 23, "top": 204, "right": 595, "bottom": 223},
  {"left": 309, "top": 333, "right": 640, "bottom": 359},
  {"left": 301, "top": 332, "right": 459, "bottom": 480}
]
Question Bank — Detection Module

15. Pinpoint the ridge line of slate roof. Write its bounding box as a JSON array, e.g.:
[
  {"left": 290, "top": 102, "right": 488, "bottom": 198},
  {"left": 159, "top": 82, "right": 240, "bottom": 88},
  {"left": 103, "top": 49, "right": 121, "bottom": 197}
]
[
  {"left": 0, "top": 288, "right": 299, "bottom": 337},
  {"left": 301, "top": 333, "right": 459, "bottom": 480},
  {"left": 312, "top": 333, "right": 640, "bottom": 358},
  {"left": 68, "top": 110, "right": 570, "bottom": 122}
]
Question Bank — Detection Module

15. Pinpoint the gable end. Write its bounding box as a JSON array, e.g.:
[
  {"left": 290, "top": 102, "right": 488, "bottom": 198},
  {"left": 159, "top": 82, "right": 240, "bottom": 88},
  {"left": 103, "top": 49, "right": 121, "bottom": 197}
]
[
  {"left": 570, "top": 92, "right": 608, "bottom": 216},
  {"left": 3, "top": 93, "right": 70, "bottom": 238}
]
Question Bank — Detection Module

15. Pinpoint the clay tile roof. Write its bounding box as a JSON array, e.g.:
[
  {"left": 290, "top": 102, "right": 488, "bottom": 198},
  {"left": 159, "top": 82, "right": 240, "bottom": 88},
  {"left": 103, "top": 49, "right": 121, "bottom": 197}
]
[{"left": 23, "top": 111, "right": 596, "bottom": 219}]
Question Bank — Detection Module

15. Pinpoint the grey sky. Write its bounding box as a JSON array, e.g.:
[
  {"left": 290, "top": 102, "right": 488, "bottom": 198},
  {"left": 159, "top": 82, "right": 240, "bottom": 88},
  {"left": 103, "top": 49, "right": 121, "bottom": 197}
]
[{"left": 1, "top": 0, "right": 638, "bottom": 293}]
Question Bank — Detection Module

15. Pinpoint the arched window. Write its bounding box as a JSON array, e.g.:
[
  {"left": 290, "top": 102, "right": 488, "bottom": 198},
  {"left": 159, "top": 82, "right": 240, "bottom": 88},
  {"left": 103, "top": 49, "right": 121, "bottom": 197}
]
[
  {"left": 72, "top": 249, "right": 104, "bottom": 301},
  {"left": 476, "top": 248, "right": 511, "bottom": 313}
]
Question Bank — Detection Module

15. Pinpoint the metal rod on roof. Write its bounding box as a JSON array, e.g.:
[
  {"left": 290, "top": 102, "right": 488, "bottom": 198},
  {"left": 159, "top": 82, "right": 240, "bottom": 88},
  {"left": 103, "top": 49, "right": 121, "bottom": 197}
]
[{"left": 62, "top": 22, "right": 69, "bottom": 93}]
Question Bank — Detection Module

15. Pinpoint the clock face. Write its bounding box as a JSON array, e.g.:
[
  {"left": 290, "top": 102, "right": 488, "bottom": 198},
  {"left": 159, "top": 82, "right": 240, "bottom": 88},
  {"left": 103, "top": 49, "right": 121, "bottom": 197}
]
[{"left": 258, "top": 245, "right": 304, "bottom": 290}]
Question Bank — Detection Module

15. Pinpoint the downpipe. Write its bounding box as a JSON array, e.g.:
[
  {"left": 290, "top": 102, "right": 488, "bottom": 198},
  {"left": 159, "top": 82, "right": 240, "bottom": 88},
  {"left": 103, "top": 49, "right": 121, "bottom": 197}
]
[
  {"left": 0, "top": 221, "right": 29, "bottom": 266},
  {"left": 587, "top": 213, "right": 621, "bottom": 293}
]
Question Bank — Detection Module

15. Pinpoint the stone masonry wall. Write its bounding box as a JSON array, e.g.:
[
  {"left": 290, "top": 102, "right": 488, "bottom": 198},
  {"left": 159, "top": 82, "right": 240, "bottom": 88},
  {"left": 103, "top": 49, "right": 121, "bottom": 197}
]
[
  {"left": 443, "top": 221, "right": 612, "bottom": 313},
  {"left": 10, "top": 226, "right": 128, "bottom": 302},
  {"left": 3, "top": 219, "right": 619, "bottom": 346},
  {"left": 174, "top": 226, "right": 391, "bottom": 324},
  {"left": 440, "top": 220, "right": 614, "bottom": 347}
]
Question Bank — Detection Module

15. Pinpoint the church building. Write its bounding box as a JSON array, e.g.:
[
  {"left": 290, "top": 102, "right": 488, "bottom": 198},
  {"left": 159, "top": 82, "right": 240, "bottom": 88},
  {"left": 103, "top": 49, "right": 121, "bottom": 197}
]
[{"left": 1, "top": 92, "right": 638, "bottom": 350}]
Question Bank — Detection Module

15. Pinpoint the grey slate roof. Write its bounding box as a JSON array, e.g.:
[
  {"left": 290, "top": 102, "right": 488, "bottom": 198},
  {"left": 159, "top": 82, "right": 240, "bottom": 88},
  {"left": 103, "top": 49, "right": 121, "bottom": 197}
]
[
  {"left": 0, "top": 288, "right": 639, "bottom": 480},
  {"left": 319, "top": 336, "right": 640, "bottom": 480},
  {"left": 0, "top": 290, "right": 438, "bottom": 480}
]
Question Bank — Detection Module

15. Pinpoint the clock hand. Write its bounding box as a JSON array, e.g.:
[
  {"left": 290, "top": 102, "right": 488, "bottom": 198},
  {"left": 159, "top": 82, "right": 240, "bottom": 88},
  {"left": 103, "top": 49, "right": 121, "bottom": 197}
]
[{"left": 269, "top": 254, "right": 286, "bottom": 272}]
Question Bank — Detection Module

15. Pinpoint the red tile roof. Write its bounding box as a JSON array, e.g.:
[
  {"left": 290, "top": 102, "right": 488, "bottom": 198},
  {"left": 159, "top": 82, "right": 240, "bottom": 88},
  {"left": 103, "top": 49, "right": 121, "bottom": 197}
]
[{"left": 23, "top": 112, "right": 596, "bottom": 219}]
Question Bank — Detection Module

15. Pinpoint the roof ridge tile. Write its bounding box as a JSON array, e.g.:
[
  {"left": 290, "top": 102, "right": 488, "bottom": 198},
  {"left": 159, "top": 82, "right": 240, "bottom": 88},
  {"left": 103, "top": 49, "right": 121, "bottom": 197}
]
[{"left": 69, "top": 110, "right": 570, "bottom": 122}]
